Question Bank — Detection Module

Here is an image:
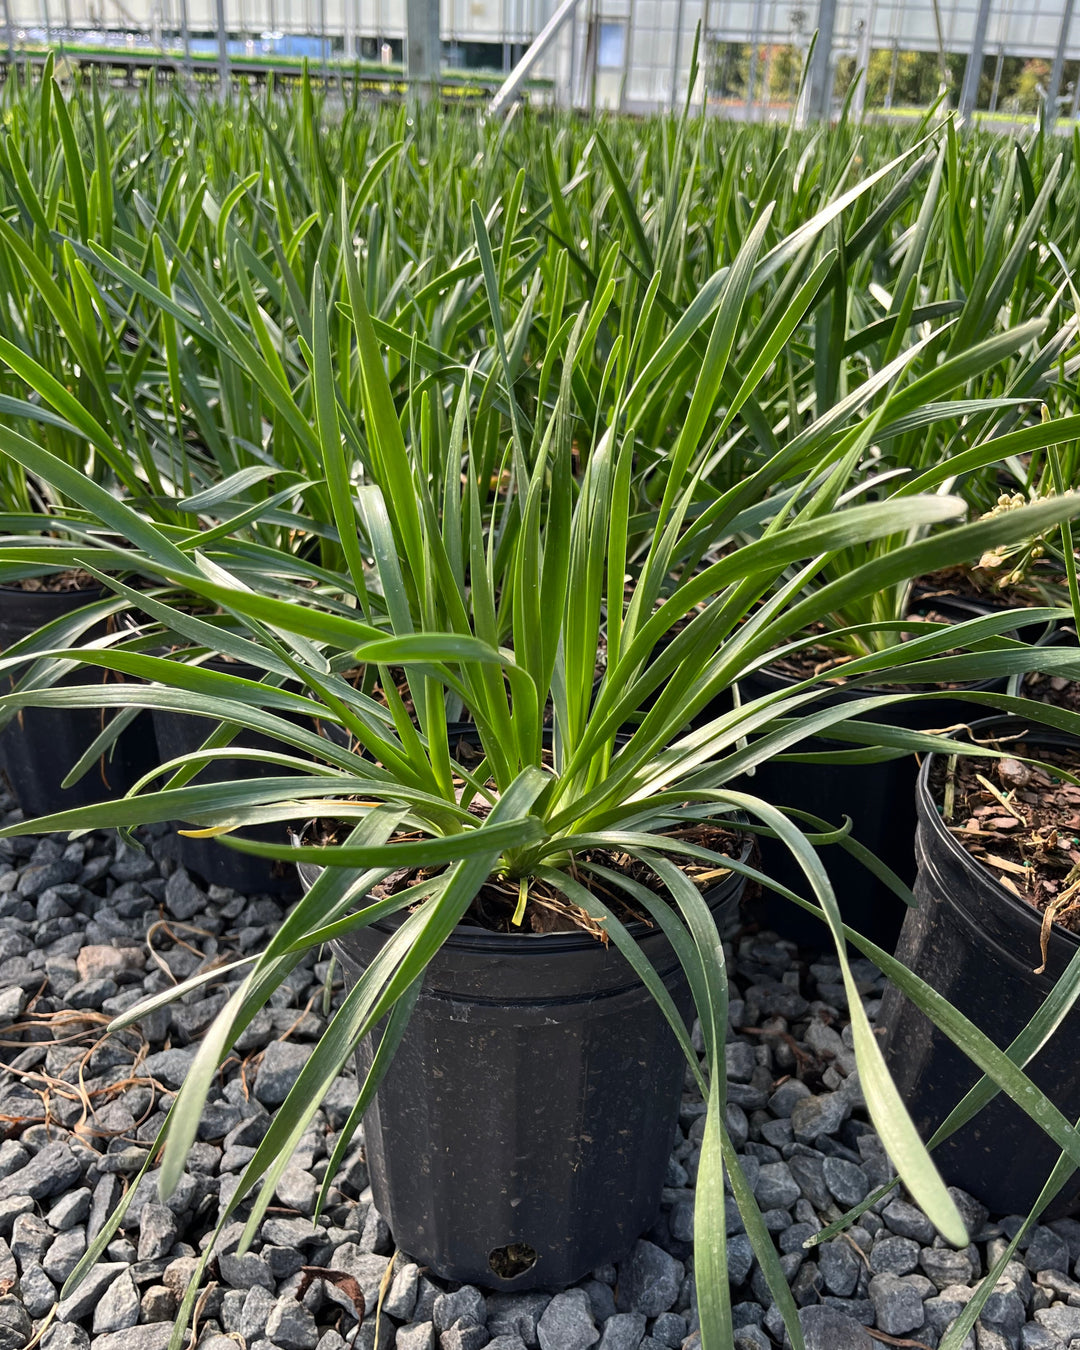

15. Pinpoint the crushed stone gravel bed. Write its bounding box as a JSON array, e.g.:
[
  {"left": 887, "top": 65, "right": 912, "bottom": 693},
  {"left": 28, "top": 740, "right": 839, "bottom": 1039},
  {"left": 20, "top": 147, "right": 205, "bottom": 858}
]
[{"left": 0, "top": 789, "right": 1074, "bottom": 1350}]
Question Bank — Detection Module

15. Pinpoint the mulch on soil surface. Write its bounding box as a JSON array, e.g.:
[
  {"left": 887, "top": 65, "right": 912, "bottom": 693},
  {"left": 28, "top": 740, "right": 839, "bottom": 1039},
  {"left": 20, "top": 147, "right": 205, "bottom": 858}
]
[
  {"left": 916, "top": 564, "right": 1044, "bottom": 609},
  {"left": 1023, "top": 667, "right": 1080, "bottom": 713},
  {"left": 931, "top": 742, "right": 1080, "bottom": 963},
  {"left": 771, "top": 608, "right": 983, "bottom": 691},
  {"left": 328, "top": 821, "right": 746, "bottom": 937},
  {"left": 6, "top": 570, "right": 98, "bottom": 593},
  {"left": 1022, "top": 633, "right": 1080, "bottom": 712}
]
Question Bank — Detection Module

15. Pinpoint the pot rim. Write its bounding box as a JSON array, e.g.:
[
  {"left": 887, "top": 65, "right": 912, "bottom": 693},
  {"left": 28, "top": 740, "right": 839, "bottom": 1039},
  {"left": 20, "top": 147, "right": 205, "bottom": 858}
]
[
  {"left": 743, "top": 595, "right": 1021, "bottom": 701},
  {"left": 297, "top": 821, "right": 752, "bottom": 954},
  {"left": 0, "top": 581, "right": 108, "bottom": 602},
  {"left": 916, "top": 712, "right": 1080, "bottom": 953}
]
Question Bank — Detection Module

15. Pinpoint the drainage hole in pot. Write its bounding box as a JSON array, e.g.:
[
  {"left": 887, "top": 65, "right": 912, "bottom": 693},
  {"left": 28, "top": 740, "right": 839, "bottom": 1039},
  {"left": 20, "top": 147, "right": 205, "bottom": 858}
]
[{"left": 489, "top": 1243, "right": 538, "bottom": 1280}]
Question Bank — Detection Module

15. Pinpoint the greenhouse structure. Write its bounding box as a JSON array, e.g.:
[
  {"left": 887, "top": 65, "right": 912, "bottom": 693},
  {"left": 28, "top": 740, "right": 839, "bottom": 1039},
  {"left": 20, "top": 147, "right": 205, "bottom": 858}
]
[{"left": 1, "top": 0, "right": 1080, "bottom": 116}]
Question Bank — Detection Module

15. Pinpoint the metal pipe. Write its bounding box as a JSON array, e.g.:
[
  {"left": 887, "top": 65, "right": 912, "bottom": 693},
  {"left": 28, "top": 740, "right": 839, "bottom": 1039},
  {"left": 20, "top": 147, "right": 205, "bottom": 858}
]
[
  {"left": 745, "top": 0, "right": 763, "bottom": 115},
  {"left": 406, "top": 0, "right": 439, "bottom": 102},
  {"left": 957, "top": 0, "right": 992, "bottom": 119},
  {"left": 488, "top": 0, "right": 583, "bottom": 117},
  {"left": 989, "top": 45, "right": 1003, "bottom": 113},
  {"left": 851, "top": 0, "right": 876, "bottom": 120},
  {"left": 669, "top": 0, "right": 685, "bottom": 109},
  {"left": 761, "top": 0, "right": 779, "bottom": 109},
  {"left": 1048, "top": 0, "right": 1076, "bottom": 127},
  {"left": 585, "top": 0, "right": 596, "bottom": 114},
  {"left": 620, "top": 0, "right": 633, "bottom": 112},
  {"left": 215, "top": 0, "right": 229, "bottom": 98},
  {"left": 567, "top": 0, "right": 578, "bottom": 108},
  {"left": 884, "top": 36, "right": 897, "bottom": 107},
  {"left": 179, "top": 0, "right": 192, "bottom": 83},
  {"left": 805, "top": 0, "right": 838, "bottom": 119}
]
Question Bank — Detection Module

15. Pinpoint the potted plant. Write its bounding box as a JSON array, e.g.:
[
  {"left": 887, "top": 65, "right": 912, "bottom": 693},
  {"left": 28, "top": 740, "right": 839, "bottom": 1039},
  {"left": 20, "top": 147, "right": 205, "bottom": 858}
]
[
  {"left": 699, "top": 373, "right": 1080, "bottom": 948},
  {"left": 8, "top": 236, "right": 1080, "bottom": 1347},
  {"left": 0, "top": 521, "right": 170, "bottom": 817},
  {"left": 609, "top": 131, "right": 1080, "bottom": 951},
  {"left": 878, "top": 711, "right": 1080, "bottom": 1218}
]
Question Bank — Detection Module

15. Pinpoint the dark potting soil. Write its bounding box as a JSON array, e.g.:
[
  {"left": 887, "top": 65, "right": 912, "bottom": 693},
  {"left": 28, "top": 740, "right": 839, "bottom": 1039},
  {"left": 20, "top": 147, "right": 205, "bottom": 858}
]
[
  {"left": 364, "top": 665, "right": 418, "bottom": 719},
  {"left": 6, "top": 569, "right": 98, "bottom": 594},
  {"left": 462, "top": 821, "right": 744, "bottom": 936},
  {"left": 915, "top": 564, "right": 1044, "bottom": 610},
  {"left": 310, "top": 821, "right": 744, "bottom": 938},
  {"left": 929, "top": 743, "right": 1080, "bottom": 959},
  {"left": 1022, "top": 669, "right": 1080, "bottom": 713},
  {"left": 770, "top": 608, "right": 979, "bottom": 691}
]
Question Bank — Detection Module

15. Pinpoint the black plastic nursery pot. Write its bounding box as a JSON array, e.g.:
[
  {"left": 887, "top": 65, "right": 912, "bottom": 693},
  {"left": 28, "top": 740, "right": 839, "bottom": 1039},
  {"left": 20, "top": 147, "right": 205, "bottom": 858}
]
[
  {"left": 879, "top": 715, "right": 1080, "bottom": 1219},
  {"left": 302, "top": 845, "right": 748, "bottom": 1290},
  {"left": 150, "top": 656, "right": 339, "bottom": 895},
  {"left": 734, "top": 598, "right": 1013, "bottom": 954},
  {"left": 0, "top": 584, "right": 158, "bottom": 820}
]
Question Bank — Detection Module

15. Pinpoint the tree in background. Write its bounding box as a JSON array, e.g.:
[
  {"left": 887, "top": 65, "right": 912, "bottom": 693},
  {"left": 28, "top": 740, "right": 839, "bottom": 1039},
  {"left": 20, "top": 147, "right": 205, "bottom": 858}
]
[{"left": 709, "top": 38, "right": 1077, "bottom": 116}]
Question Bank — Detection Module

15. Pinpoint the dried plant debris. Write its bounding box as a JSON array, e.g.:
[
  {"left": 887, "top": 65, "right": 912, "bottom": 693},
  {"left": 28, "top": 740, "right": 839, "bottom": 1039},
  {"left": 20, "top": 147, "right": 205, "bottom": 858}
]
[
  {"left": 932, "top": 742, "right": 1080, "bottom": 965},
  {"left": 10, "top": 570, "right": 97, "bottom": 594},
  {"left": 916, "top": 564, "right": 1044, "bottom": 609},
  {"left": 1023, "top": 669, "right": 1080, "bottom": 712},
  {"left": 360, "top": 822, "right": 744, "bottom": 937},
  {"left": 1023, "top": 641, "right": 1080, "bottom": 713},
  {"left": 771, "top": 609, "right": 981, "bottom": 691}
]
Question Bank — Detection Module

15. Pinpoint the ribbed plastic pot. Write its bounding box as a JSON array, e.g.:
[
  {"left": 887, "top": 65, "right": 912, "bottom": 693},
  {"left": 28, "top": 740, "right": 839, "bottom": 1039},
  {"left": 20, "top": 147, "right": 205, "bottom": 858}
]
[
  {"left": 879, "top": 715, "right": 1080, "bottom": 1218},
  {"left": 733, "top": 597, "right": 1013, "bottom": 952},
  {"left": 0, "top": 585, "right": 158, "bottom": 820},
  {"left": 301, "top": 845, "right": 747, "bottom": 1289}
]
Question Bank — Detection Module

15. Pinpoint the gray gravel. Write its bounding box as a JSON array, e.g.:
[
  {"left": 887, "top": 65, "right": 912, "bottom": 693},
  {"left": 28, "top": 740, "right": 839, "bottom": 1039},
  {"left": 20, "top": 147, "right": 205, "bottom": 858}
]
[{"left": 0, "top": 785, "right": 1078, "bottom": 1350}]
